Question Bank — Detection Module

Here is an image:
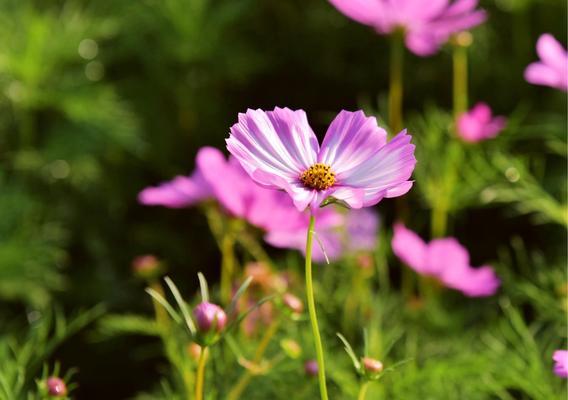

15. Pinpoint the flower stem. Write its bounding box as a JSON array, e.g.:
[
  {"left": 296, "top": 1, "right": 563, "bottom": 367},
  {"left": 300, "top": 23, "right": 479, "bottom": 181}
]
[
  {"left": 389, "top": 30, "right": 405, "bottom": 135},
  {"left": 220, "top": 232, "right": 236, "bottom": 304},
  {"left": 358, "top": 381, "right": 370, "bottom": 400},
  {"left": 452, "top": 38, "right": 469, "bottom": 120},
  {"left": 195, "top": 346, "right": 208, "bottom": 400},
  {"left": 305, "top": 214, "right": 329, "bottom": 400}
]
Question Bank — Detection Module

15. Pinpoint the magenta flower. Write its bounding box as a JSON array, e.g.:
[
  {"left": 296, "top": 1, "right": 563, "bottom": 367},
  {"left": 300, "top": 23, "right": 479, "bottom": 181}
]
[
  {"left": 391, "top": 223, "right": 500, "bottom": 297},
  {"left": 139, "top": 147, "right": 303, "bottom": 232},
  {"left": 193, "top": 302, "right": 227, "bottom": 333},
  {"left": 345, "top": 208, "right": 379, "bottom": 252},
  {"left": 328, "top": 0, "right": 486, "bottom": 56},
  {"left": 227, "top": 108, "right": 416, "bottom": 212},
  {"left": 553, "top": 350, "right": 568, "bottom": 378},
  {"left": 456, "top": 102, "right": 506, "bottom": 143},
  {"left": 46, "top": 377, "right": 68, "bottom": 397},
  {"left": 265, "top": 208, "right": 344, "bottom": 262},
  {"left": 138, "top": 171, "right": 211, "bottom": 208},
  {"left": 524, "top": 34, "right": 568, "bottom": 92}
]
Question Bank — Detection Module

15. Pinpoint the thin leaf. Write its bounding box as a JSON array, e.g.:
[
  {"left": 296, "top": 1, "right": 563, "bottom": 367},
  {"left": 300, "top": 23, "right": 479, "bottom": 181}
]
[
  {"left": 226, "top": 276, "right": 253, "bottom": 317},
  {"left": 145, "top": 287, "right": 182, "bottom": 325},
  {"left": 337, "top": 333, "right": 361, "bottom": 370},
  {"left": 197, "top": 272, "right": 209, "bottom": 303},
  {"left": 163, "top": 277, "right": 196, "bottom": 335}
]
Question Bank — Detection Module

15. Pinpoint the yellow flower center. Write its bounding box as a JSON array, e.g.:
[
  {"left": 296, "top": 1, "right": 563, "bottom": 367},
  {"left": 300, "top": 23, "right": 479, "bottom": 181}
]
[{"left": 300, "top": 163, "right": 336, "bottom": 191}]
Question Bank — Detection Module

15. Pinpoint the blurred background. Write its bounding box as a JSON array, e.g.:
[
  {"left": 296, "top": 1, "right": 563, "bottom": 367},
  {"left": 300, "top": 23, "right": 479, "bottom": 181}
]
[{"left": 0, "top": 0, "right": 566, "bottom": 398}]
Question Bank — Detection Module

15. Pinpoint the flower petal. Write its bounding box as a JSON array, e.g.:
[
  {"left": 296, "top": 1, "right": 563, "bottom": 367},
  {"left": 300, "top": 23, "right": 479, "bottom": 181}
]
[
  {"left": 138, "top": 172, "right": 211, "bottom": 208},
  {"left": 318, "top": 110, "right": 388, "bottom": 175},
  {"left": 338, "top": 130, "right": 416, "bottom": 206},
  {"left": 426, "top": 238, "right": 470, "bottom": 275},
  {"left": 440, "top": 264, "right": 500, "bottom": 297},
  {"left": 391, "top": 223, "right": 429, "bottom": 273},
  {"left": 197, "top": 147, "right": 247, "bottom": 217},
  {"left": 328, "top": 0, "right": 385, "bottom": 27},
  {"left": 537, "top": 34, "right": 568, "bottom": 73},
  {"left": 227, "top": 107, "right": 319, "bottom": 188}
]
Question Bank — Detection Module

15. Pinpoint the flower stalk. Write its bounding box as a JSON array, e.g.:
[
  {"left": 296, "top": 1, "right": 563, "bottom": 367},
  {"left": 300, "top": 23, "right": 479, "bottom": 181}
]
[
  {"left": 358, "top": 381, "right": 370, "bottom": 400},
  {"left": 452, "top": 39, "right": 469, "bottom": 120},
  {"left": 195, "top": 346, "right": 208, "bottom": 400},
  {"left": 305, "top": 214, "right": 329, "bottom": 400},
  {"left": 389, "top": 30, "right": 405, "bottom": 135}
]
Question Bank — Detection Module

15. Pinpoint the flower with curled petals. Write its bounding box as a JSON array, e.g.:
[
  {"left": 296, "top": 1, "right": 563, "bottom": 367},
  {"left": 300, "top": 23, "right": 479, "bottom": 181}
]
[
  {"left": 328, "top": 0, "right": 487, "bottom": 56},
  {"left": 525, "top": 34, "right": 568, "bottom": 92},
  {"left": 227, "top": 108, "right": 416, "bottom": 212},
  {"left": 392, "top": 223, "right": 500, "bottom": 297}
]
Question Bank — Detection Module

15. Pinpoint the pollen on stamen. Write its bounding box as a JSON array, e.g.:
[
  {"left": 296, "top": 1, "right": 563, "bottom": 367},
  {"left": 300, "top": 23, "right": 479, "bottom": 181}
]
[{"left": 300, "top": 163, "right": 336, "bottom": 191}]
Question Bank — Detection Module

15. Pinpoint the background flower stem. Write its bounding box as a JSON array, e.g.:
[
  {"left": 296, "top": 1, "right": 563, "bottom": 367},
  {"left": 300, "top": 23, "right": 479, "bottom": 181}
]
[
  {"left": 305, "top": 214, "right": 329, "bottom": 400},
  {"left": 388, "top": 30, "right": 405, "bottom": 135},
  {"left": 452, "top": 41, "right": 469, "bottom": 119}
]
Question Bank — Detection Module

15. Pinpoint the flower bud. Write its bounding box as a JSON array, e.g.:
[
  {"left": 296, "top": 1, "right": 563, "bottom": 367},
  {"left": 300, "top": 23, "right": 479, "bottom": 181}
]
[
  {"left": 304, "top": 360, "right": 319, "bottom": 377},
  {"left": 280, "top": 339, "right": 302, "bottom": 359},
  {"left": 282, "top": 293, "right": 304, "bottom": 314},
  {"left": 187, "top": 342, "right": 203, "bottom": 362},
  {"left": 46, "top": 377, "right": 67, "bottom": 397},
  {"left": 362, "top": 357, "right": 383, "bottom": 374},
  {"left": 132, "top": 255, "right": 163, "bottom": 280},
  {"left": 193, "top": 302, "right": 227, "bottom": 333}
]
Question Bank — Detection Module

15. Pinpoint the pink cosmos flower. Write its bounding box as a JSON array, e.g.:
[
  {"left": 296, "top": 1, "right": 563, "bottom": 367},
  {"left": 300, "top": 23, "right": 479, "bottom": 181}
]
[
  {"left": 456, "top": 102, "right": 506, "bottom": 143},
  {"left": 391, "top": 223, "right": 500, "bottom": 297},
  {"left": 227, "top": 108, "right": 416, "bottom": 212},
  {"left": 345, "top": 208, "right": 379, "bottom": 252},
  {"left": 553, "top": 350, "right": 568, "bottom": 378},
  {"left": 139, "top": 147, "right": 300, "bottom": 231},
  {"left": 139, "top": 147, "right": 346, "bottom": 259},
  {"left": 328, "top": 0, "right": 486, "bottom": 56},
  {"left": 138, "top": 171, "right": 211, "bottom": 208},
  {"left": 524, "top": 34, "right": 568, "bottom": 92}
]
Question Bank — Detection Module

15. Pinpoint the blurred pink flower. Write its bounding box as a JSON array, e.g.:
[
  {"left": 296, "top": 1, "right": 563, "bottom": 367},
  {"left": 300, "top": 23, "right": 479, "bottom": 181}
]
[
  {"left": 456, "top": 102, "right": 506, "bottom": 143},
  {"left": 265, "top": 208, "right": 344, "bottom": 262},
  {"left": 139, "top": 147, "right": 300, "bottom": 231},
  {"left": 138, "top": 171, "right": 211, "bottom": 208},
  {"left": 139, "top": 147, "right": 345, "bottom": 260},
  {"left": 328, "top": 0, "right": 486, "bottom": 56},
  {"left": 227, "top": 108, "right": 415, "bottom": 212},
  {"left": 553, "top": 350, "right": 568, "bottom": 378},
  {"left": 392, "top": 223, "right": 500, "bottom": 297},
  {"left": 524, "top": 34, "right": 568, "bottom": 91},
  {"left": 345, "top": 208, "right": 379, "bottom": 252}
]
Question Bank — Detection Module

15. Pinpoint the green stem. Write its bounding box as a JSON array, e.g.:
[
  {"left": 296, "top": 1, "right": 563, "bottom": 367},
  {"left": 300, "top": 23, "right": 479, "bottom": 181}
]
[
  {"left": 431, "top": 202, "right": 448, "bottom": 238},
  {"left": 220, "top": 232, "right": 236, "bottom": 304},
  {"left": 358, "top": 381, "right": 370, "bottom": 400},
  {"left": 389, "top": 30, "right": 404, "bottom": 135},
  {"left": 452, "top": 42, "right": 469, "bottom": 119},
  {"left": 305, "top": 214, "right": 329, "bottom": 400},
  {"left": 195, "top": 346, "right": 208, "bottom": 400}
]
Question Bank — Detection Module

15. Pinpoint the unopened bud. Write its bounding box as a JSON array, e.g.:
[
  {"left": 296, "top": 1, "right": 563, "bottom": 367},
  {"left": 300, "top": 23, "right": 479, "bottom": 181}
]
[
  {"left": 304, "top": 360, "right": 319, "bottom": 377},
  {"left": 132, "top": 255, "right": 163, "bottom": 279},
  {"left": 46, "top": 377, "right": 67, "bottom": 397},
  {"left": 283, "top": 293, "right": 304, "bottom": 314},
  {"left": 280, "top": 339, "right": 302, "bottom": 359},
  {"left": 187, "top": 342, "right": 203, "bottom": 361},
  {"left": 362, "top": 357, "right": 383, "bottom": 374},
  {"left": 193, "top": 302, "right": 227, "bottom": 333}
]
